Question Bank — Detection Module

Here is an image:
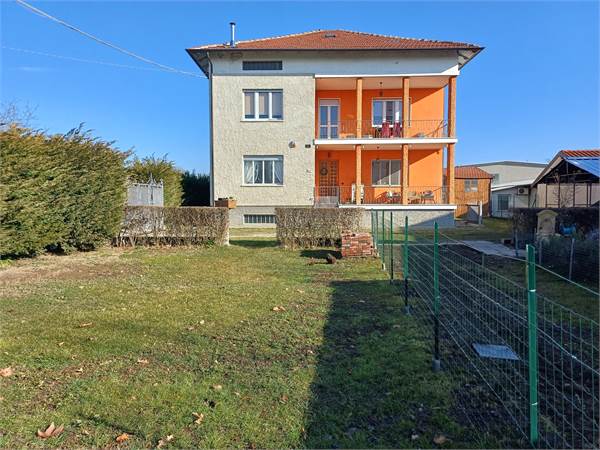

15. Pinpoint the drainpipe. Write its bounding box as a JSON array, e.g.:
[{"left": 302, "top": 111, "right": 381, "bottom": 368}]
[{"left": 207, "top": 51, "right": 215, "bottom": 206}]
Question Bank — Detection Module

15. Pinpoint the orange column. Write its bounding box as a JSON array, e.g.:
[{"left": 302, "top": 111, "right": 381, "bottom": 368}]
[
  {"left": 355, "top": 144, "right": 362, "bottom": 204},
  {"left": 356, "top": 78, "right": 363, "bottom": 138},
  {"left": 401, "top": 144, "right": 409, "bottom": 204},
  {"left": 446, "top": 144, "right": 455, "bottom": 204},
  {"left": 402, "top": 77, "right": 410, "bottom": 136},
  {"left": 447, "top": 76, "right": 457, "bottom": 204},
  {"left": 447, "top": 76, "right": 456, "bottom": 138}
]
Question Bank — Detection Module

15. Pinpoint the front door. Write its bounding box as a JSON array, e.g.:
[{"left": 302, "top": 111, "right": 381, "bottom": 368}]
[
  {"left": 317, "top": 160, "right": 339, "bottom": 205},
  {"left": 319, "top": 100, "right": 339, "bottom": 139}
]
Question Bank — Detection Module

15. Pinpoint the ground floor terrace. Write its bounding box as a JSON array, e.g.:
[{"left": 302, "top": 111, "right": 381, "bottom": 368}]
[{"left": 314, "top": 143, "right": 455, "bottom": 206}]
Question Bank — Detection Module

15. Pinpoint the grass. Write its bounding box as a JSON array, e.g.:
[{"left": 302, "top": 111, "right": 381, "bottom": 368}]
[{"left": 0, "top": 240, "right": 479, "bottom": 448}]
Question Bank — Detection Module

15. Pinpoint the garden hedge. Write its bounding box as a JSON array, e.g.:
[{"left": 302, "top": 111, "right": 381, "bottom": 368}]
[
  {"left": 116, "top": 206, "right": 229, "bottom": 246},
  {"left": 0, "top": 125, "right": 129, "bottom": 256},
  {"left": 512, "top": 207, "right": 599, "bottom": 237},
  {"left": 275, "top": 207, "right": 363, "bottom": 249}
]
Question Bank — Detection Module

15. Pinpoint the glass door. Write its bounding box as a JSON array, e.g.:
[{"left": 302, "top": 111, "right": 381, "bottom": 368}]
[{"left": 319, "top": 99, "right": 339, "bottom": 139}]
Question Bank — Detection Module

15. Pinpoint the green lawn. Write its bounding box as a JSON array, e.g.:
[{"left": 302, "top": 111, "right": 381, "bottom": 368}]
[{"left": 0, "top": 240, "right": 477, "bottom": 448}]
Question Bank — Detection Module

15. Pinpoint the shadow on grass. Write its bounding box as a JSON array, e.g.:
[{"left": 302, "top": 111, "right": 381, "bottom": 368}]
[
  {"left": 302, "top": 280, "right": 459, "bottom": 448},
  {"left": 299, "top": 249, "right": 342, "bottom": 260},
  {"left": 229, "top": 239, "right": 278, "bottom": 249}
]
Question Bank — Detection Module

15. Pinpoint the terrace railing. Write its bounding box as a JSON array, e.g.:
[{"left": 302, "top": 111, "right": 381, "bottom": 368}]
[
  {"left": 314, "top": 185, "right": 449, "bottom": 206},
  {"left": 317, "top": 120, "right": 449, "bottom": 140}
]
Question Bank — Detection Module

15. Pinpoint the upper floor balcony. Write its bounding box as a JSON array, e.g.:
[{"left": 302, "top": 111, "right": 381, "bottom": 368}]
[{"left": 314, "top": 75, "right": 457, "bottom": 145}]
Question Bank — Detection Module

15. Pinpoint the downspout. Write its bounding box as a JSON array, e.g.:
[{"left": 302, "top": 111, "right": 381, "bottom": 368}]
[{"left": 207, "top": 51, "right": 215, "bottom": 206}]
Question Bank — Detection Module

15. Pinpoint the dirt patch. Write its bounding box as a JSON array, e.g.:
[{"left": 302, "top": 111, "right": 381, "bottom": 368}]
[{"left": 0, "top": 248, "right": 136, "bottom": 290}]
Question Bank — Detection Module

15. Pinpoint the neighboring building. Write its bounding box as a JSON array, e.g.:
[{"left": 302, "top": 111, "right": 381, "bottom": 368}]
[
  {"left": 532, "top": 150, "right": 599, "bottom": 208},
  {"left": 187, "top": 26, "right": 483, "bottom": 227},
  {"left": 472, "top": 161, "right": 546, "bottom": 218},
  {"left": 454, "top": 166, "right": 493, "bottom": 219}
]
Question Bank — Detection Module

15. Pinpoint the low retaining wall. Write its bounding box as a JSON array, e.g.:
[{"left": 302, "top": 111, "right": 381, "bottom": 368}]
[{"left": 342, "top": 206, "right": 457, "bottom": 230}]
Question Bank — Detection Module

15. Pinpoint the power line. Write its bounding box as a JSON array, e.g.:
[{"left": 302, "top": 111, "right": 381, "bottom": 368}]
[
  {"left": 3, "top": 46, "right": 174, "bottom": 73},
  {"left": 14, "top": 0, "right": 202, "bottom": 78}
]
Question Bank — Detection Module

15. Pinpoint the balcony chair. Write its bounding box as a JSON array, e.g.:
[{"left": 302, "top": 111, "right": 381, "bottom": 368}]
[
  {"left": 381, "top": 121, "right": 391, "bottom": 138},
  {"left": 392, "top": 122, "right": 402, "bottom": 138}
]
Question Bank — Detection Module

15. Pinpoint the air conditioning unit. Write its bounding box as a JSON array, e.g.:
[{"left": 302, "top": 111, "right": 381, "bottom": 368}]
[{"left": 517, "top": 187, "right": 529, "bottom": 195}]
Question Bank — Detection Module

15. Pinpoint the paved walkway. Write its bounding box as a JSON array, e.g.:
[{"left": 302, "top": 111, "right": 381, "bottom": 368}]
[{"left": 461, "top": 240, "right": 525, "bottom": 258}]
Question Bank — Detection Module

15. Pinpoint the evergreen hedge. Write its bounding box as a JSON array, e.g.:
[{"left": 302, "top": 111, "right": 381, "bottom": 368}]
[
  {"left": 0, "top": 125, "right": 130, "bottom": 256},
  {"left": 129, "top": 155, "right": 183, "bottom": 206},
  {"left": 275, "top": 207, "right": 363, "bottom": 248}
]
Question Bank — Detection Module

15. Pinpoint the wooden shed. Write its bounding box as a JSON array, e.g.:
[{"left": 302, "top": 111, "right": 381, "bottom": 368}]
[{"left": 454, "top": 166, "right": 493, "bottom": 218}]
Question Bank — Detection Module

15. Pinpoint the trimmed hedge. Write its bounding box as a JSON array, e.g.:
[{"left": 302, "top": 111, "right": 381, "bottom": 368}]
[
  {"left": 0, "top": 126, "right": 129, "bottom": 256},
  {"left": 116, "top": 206, "right": 229, "bottom": 246},
  {"left": 129, "top": 155, "right": 183, "bottom": 206},
  {"left": 276, "top": 207, "right": 363, "bottom": 249}
]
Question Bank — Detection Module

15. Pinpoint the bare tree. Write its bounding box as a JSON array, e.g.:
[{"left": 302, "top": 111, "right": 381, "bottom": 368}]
[{"left": 0, "top": 102, "right": 37, "bottom": 130}]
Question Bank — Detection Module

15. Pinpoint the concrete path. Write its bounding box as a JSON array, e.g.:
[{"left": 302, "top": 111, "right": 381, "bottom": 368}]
[{"left": 461, "top": 240, "right": 525, "bottom": 258}]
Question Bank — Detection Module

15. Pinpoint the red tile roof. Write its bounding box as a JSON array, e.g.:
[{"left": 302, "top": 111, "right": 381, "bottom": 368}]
[
  {"left": 560, "top": 150, "right": 600, "bottom": 158},
  {"left": 455, "top": 166, "right": 493, "bottom": 179},
  {"left": 190, "top": 29, "right": 482, "bottom": 51}
]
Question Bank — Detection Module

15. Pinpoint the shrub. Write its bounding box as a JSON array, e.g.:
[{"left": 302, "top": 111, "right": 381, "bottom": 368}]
[
  {"left": 116, "top": 206, "right": 229, "bottom": 246},
  {"left": 513, "top": 207, "right": 599, "bottom": 236},
  {"left": 276, "top": 207, "right": 363, "bottom": 249},
  {"left": 0, "top": 125, "right": 129, "bottom": 256},
  {"left": 129, "top": 155, "right": 183, "bottom": 206},
  {"left": 181, "top": 171, "right": 210, "bottom": 206}
]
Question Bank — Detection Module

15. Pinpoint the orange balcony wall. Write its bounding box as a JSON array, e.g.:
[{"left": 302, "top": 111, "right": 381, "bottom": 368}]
[
  {"left": 315, "top": 87, "right": 445, "bottom": 138},
  {"left": 315, "top": 148, "right": 443, "bottom": 189}
]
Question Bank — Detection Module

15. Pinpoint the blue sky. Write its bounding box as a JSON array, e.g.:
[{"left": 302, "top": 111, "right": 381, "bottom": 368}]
[{"left": 2, "top": 1, "right": 599, "bottom": 172}]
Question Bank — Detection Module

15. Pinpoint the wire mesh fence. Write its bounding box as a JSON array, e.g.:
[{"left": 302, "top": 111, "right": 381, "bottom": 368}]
[
  {"left": 371, "top": 210, "right": 599, "bottom": 448},
  {"left": 515, "top": 231, "right": 599, "bottom": 287}
]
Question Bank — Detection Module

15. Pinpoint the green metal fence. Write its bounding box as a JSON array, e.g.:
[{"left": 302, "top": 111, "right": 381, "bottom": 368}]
[{"left": 371, "top": 210, "right": 599, "bottom": 449}]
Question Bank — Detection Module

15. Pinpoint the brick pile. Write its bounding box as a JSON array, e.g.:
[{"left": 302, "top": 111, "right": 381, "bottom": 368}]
[{"left": 341, "top": 232, "right": 376, "bottom": 258}]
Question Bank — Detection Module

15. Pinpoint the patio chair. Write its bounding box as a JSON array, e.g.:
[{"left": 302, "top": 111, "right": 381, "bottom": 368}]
[
  {"left": 392, "top": 121, "right": 402, "bottom": 138},
  {"left": 381, "top": 121, "right": 391, "bottom": 138}
]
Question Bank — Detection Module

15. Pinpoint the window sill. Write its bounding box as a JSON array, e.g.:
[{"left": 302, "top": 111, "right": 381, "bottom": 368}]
[
  {"left": 241, "top": 119, "right": 284, "bottom": 123},
  {"left": 241, "top": 184, "right": 285, "bottom": 187}
]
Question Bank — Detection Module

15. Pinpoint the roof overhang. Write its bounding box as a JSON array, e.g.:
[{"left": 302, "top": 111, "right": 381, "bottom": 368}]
[{"left": 186, "top": 46, "right": 484, "bottom": 78}]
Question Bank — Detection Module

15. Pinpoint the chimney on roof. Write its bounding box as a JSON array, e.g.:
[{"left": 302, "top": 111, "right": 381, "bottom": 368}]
[{"left": 229, "top": 22, "right": 236, "bottom": 47}]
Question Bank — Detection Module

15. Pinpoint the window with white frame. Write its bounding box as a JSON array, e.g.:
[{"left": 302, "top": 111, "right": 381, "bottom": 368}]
[
  {"left": 372, "top": 99, "right": 410, "bottom": 126},
  {"left": 243, "top": 156, "right": 283, "bottom": 185},
  {"left": 464, "top": 179, "right": 479, "bottom": 192},
  {"left": 243, "top": 90, "right": 283, "bottom": 120},
  {"left": 372, "top": 160, "right": 401, "bottom": 186}
]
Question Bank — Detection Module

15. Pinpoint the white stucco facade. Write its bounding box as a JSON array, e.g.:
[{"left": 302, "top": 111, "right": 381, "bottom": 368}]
[{"left": 211, "top": 74, "right": 316, "bottom": 207}]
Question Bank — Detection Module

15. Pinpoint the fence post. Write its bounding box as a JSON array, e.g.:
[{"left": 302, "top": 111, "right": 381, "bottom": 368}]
[
  {"left": 381, "top": 210, "right": 386, "bottom": 271},
  {"left": 389, "top": 211, "right": 394, "bottom": 282},
  {"left": 432, "top": 222, "right": 441, "bottom": 372},
  {"left": 403, "top": 215, "right": 410, "bottom": 315},
  {"left": 568, "top": 237, "right": 575, "bottom": 280},
  {"left": 526, "top": 244, "right": 539, "bottom": 446}
]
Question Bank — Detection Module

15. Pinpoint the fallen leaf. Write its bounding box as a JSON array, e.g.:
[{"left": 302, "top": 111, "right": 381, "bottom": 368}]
[
  {"left": 0, "top": 367, "right": 13, "bottom": 378},
  {"left": 58, "top": 342, "right": 65, "bottom": 347},
  {"left": 272, "top": 306, "right": 286, "bottom": 312},
  {"left": 77, "top": 322, "right": 93, "bottom": 328},
  {"left": 433, "top": 434, "right": 448, "bottom": 445},
  {"left": 411, "top": 433, "right": 419, "bottom": 441},
  {"left": 280, "top": 395, "right": 288, "bottom": 403},
  {"left": 157, "top": 434, "right": 174, "bottom": 448},
  {"left": 137, "top": 358, "right": 149, "bottom": 365},
  {"left": 199, "top": 320, "right": 205, "bottom": 325},
  {"left": 186, "top": 326, "right": 195, "bottom": 331},
  {"left": 115, "top": 432, "right": 129, "bottom": 443},
  {"left": 75, "top": 367, "right": 84, "bottom": 373},
  {"left": 36, "top": 422, "right": 64, "bottom": 438},
  {"left": 296, "top": 289, "right": 305, "bottom": 294},
  {"left": 192, "top": 412, "right": 204, "bottom": 424},
  {"left": 212, "top": 384, "right": 222, "bottom": 391}
]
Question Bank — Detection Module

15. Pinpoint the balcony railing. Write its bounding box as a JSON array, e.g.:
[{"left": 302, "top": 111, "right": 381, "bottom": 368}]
[
  {"left": 314, "top": 185, "right": 449, "bottom": 206},
  {"left": 316, "top": 120, "right": 448, "bottom": 140}
]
